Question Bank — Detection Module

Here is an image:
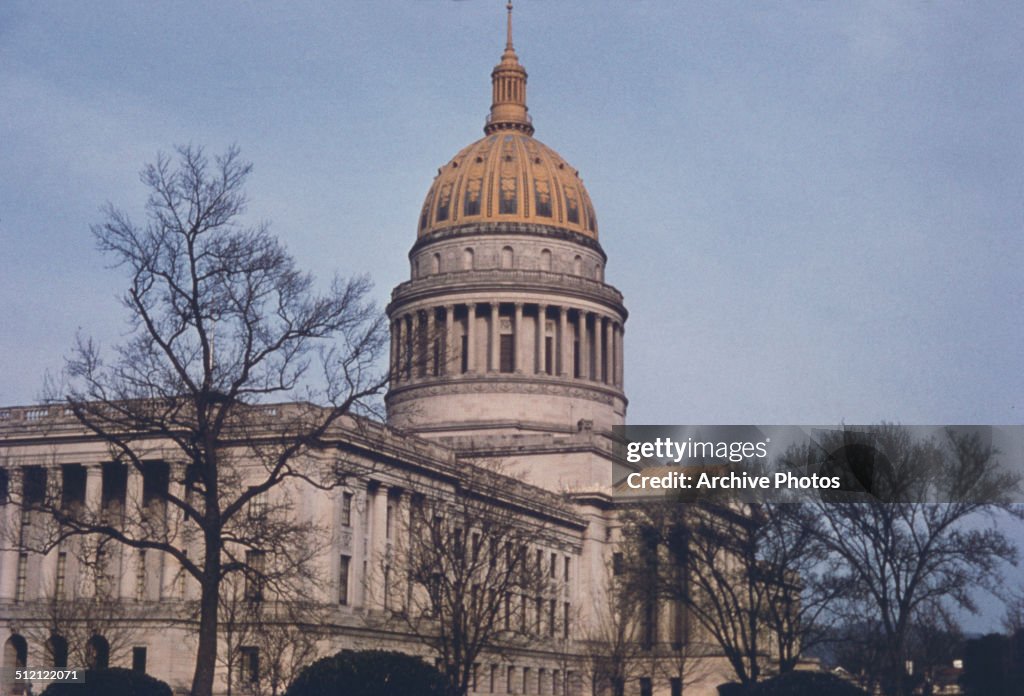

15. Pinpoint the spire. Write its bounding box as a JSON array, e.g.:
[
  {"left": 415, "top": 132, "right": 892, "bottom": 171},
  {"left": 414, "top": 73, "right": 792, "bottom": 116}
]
[{"left": 485, "top": 0, "right": 533, "bottom": 135}]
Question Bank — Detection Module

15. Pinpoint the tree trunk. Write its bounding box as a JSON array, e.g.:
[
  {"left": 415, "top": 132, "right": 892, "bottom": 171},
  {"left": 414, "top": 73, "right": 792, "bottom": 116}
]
[{"left": 191, "top": 542, "right": 222, "bottom": 696}]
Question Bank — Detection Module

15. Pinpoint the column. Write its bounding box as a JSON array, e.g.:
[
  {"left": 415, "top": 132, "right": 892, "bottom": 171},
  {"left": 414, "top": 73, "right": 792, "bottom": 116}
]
[
  {"left": 558, "top": 306, "right": 569, "bottom": 377},
  {"left": 513, "top": 303, "right": 524, "bottom": 373},
  {"left": 466, "top": 303, "right": 477, "bottom": 373},
  {"left": 489, "top": 304, "right": 500, "bottom": 372},
  {"left": 426, "top": 308, "right": 437, "bottom": 377},
  {"left": 161, "top": 474, "right": 185, "bottom": 599},
  {"left": 401, "top": 315, "right": 413, "bottom": 380},
  {"left": 617, "top": 324, "right": 625, "bottom": 387},
  {"left": 0, "top": 503, "right": 19, "bottom": 599},
  {"left": 390, "top": 318, "right": 400, "bottom": 384},
  {"left": 577, "top": 311, "right": 588, "bottom": 380},
  {"left": 444, "top": 305, "right": 455, "bottom": 375},
  {"left": 535, "top": 304, "right": 547, "bottom": 375},
  {"left": 369, "top": 483, "right": 389, "bottom": 610},
  {"left": 119, "top": 468, "right": 143, "bottom": 599},
  {"left": 83, "top": 465, "right": 103, "bottom": 596},
  {"left": 594, "top": 316, "right": 603, "bottom": 383}
]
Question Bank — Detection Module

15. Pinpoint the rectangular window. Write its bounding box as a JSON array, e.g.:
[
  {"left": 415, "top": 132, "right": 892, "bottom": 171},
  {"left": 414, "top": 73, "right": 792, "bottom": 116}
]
[
  {"left": 671, "top": 678, "right": 683, "bottom": 696},
  {"left": 640, "top": 678, "right": 653, "bottom": 696},
  {"left": 504, "top": 593, "right": 512, "bottom": 630},
  {"left": 499, "top": 334, "right": 514, "bottom": 373},
  {"left": 247, "top": 489, "right": 268, "bottom": 518},
  {"left": 136, "top": 550, "right": 147, "bottom": 600},
  {"left": 507, "top": 666, "right": 515, "bottom": 694},
  {"left": 23, "top": 466, "right": 46, "bottom": 507},
  {"left": 245, "top": 551, "right": 265, "bottom": 603},
  {"left": 535, "top": 596, "right": 543, "bottom": 635},
  {"left": 101, "top": 462, "right": 127, "bottom": 511},
  {"left": 522, "top": 667, "right": 530, "bottom": 695},
  {"left": 61, "top": 465, "right": 86, "bottom": 510},
  {"left": 539, "top": 669, "right": 547, "bottom": 696},
  {"left": 141, "top": 461, "right": 169, "bottom": 505},
  {"left": 490, "top": 664, "right": 497, "bottom": 694},
  {"left": 573, "top": 340, "right": 580, "bottom": 378},
  {"left": 548, "top": 599, "right": 556, "bottom": 637},
  {"left": 386, "top": 502, "right": 395, "bottom": 540},
  {"left": 544, "top": 336, "right": 553, "bottom": 374},
  {"left": 339, "top": 555, "right": 351, "bottom": 605},
  {"left": 461, "top": 335, "right": 469, "bottom": 373},
  {"left": 239, "top": 646, "right": 259, "bottom": 684},
  {"left": 550, "top": 552, "right": 557, "bottom": 578},
  {"left": 55, "top": 552, "right": 67, "bottom": 599},
  {"left": 132, "top": 647, "right": 147, "bottom": 674},
  {"left": 564, "top": 555, "right": 570, "bottom": 582},
  {"left": 0, "top": 468, "right": 8, "bottom": 505},
  {"left": 341, "top": 492, "right": 353, "bottom": 527},
  {"left": 520, "top": 594, "right": 528, "bottom": 633},
  {"left": 16, "top": 552, "right": 28, "bottom": 602},
  {"left": 564, "top": 602, "right": 571, "bottom": 639},
  {"left": 612, "top": 552, "right": 624, "bottom": 576}
]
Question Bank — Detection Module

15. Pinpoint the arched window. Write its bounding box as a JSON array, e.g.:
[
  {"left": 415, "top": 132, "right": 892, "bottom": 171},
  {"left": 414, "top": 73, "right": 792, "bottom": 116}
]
[
  {"left": 540, "top": 249, "right": 552, "bottom": 272},
  {"left": 432, "top": 253, "right": 441, "bottom": 274},
  {"left": 463, "top": 248, "right": 475, "bottom": 271},
  {"left": 47, "top": 635, "right": 69, "bottom": 669},
  {"left": 595, "top": 264, "right": 603, "bottom": 282},
  {"left": 573, "top": 255, "right": 582, "bottom": 276},
  {"left": 500, "top": 246, "right": 514, "bottom": 269},
  {"left": 87, "top": 634, "right": 110, "bottom": 669}
]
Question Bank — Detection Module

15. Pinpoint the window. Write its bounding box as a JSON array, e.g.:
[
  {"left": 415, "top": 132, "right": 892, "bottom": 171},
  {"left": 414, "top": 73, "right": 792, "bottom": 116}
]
[
  {"left": 245, "top": 551, "right": 265, "bottom": 603},
  {"left": 507, "top": 666, "right": 516, "bottom": 694},
  {"left": 55, "top": 552, "right": 67, "bottom": 599},
  {"left": 550, "top": 552, "right": 557, "bottom": 578},
  {"left": 15, "top": 552, "right": 27, "bottom": 601},
  {"left": 504, "top": 593, "right": 512, "bottom": 630},
  {"left": 239, "top": 646, "right": 259, "bottom": 685},
  {"left": 136, "top": 550, "right": 147, "bottom": 600},
  {"left": 612, "top": 552, "right": 624, "bottom": 576},
  {"left": 544, "top": 336, "right": 553, "bottom": 374},
  {"left": 472, "top": 532, "right": 481, "bottom": 562},
  {"left": 540, "top": 248, "right": 552, "bottom": 271},
  {"left": 101, "top": 462, "right": 127, "bottom": 510},
  {"left": 386, "top": 501, "right": 395, "bottom": 540},
  {"left": 432, "top": 253, "right": 441, "bottom": 274},
  {"left": 539, "top": 669, "right": 547, "bottom": 696},
  {"left": 671, "top": 677, "right": 683, "bottom": 696},
  {"left": 572, "top": 255, "right": 582, "bottom": 276},
  {"left": 23, "top": 466, "right": 46, "bottom": 507},
  {"left": 0, "top": 468, "right": 8, "bottom": 504},
  {"left": 490, "top": 664, "right": 497, "bottom": 693},
  {"left": 640, "top": 678, "right": 653, "bottom": 696},
  {"left": 339, "top": 555, "right": 351, "bottom": 605},
  {"left": 499, "top": 334, "right": 514, "bottom": 373},
  {"left": 141, "top": 461, "right": 168, "bottom": 505},
  {"left": 132, "top": 647, "right": 147, "bottom": 674},
  {"left": 564, "top": 555, "right": 570, "bottom": 582},
  {"left": 87, "top": 635, "right": 110, "bottom": 669},
  {"left": 247, "top": 489, "right": 267, "bottom": 518},
  {"left": 535, "top": 596, "right": 543, "bottom": 635},
  {"left": 48, "top": 635, "right": 69, "bottom": 669},
  {"left": 564, "top": 602, "right": 571, "bottom": 639},
  {"left": 501, "top": 246, "right": 514, "bottom": 269},
  {"left": 61, "top": 464, "right": 86, "bottom": 510},
  {"left": 341, "top": 492, "right": 353, "bottom": 527},
  {"left": 548, "top": 599, "right": 556, "bottom": 637},
  {"left": 522, "top": 667, "right": 530, "bottom": 695},
  {"left": 463, "top": 247, "right": 475, "bottom": 271}
]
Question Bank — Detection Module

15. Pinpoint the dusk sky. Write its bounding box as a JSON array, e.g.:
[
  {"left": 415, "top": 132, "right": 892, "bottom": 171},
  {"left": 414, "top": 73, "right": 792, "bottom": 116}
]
[{"left": 1, "top": 1, "right": 1022, "bottom": 627}]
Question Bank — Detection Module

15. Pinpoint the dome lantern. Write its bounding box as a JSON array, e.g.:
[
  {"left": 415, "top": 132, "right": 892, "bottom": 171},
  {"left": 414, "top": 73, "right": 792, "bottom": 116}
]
[{"left": 485, "top": 2, "right": 533, "bottom": 136}]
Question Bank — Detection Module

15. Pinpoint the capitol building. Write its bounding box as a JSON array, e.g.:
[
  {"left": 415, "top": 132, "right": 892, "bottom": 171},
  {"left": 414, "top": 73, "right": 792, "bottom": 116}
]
[{"left": 0, "top": 8, "right": 734, "bottom": 696}]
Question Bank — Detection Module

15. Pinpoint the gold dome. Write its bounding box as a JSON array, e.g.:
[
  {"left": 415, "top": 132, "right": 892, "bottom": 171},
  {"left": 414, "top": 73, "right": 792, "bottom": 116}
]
[
  {"left": 417, "top": 2, "right": 598, "bottom": 240},
  {"left": 418, "top": 132, "right": 598, "bottom": 240}
]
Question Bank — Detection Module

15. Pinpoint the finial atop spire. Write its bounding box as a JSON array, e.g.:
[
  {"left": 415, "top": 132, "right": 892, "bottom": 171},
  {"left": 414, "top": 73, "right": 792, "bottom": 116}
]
[
  {"left": 486, "top": 0, "right": 533, "bottom": 135},
  {"left": 506, "top": 1, "right": 514, "bottom": 52}
]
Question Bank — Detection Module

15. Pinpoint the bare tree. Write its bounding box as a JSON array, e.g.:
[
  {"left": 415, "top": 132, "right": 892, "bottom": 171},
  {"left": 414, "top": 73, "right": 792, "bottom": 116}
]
[
  {"left": 11, "top": 145, "right": 388, "bottom": 696},
  {"left": 394, "top": 462, "right": 559, "bottom": 696},
  {"left": 790, "top": 425, "right": 1023, "bottom": 696}
]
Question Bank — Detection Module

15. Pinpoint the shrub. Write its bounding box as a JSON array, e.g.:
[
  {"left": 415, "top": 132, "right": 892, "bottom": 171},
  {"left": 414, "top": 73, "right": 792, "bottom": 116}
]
[
  {"left": 747, "top": 671, "right": 868, "bottom": 696},
  {"left": 40, "top": 667, "right": 173, "bottom": 696},
  {"left": 285, "top": 650, "right": 449, "bottom": 696}
]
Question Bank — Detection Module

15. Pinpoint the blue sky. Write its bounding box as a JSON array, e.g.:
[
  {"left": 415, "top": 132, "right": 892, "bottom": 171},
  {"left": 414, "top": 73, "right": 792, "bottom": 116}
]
[{"left": 1, "top": 0, "right": 1022, "bottom": 627}]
